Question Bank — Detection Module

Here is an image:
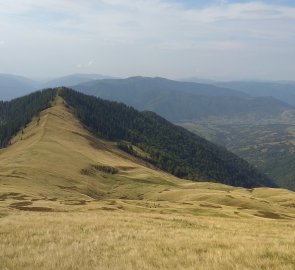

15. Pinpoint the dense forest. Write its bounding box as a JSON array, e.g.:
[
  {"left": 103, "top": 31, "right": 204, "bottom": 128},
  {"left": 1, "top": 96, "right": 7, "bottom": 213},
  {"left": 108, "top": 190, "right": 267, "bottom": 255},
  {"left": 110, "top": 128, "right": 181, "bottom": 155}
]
[
  {"left": 0, "top": 89, "right": 56, "bottom": 147},
  {"left": 60, "top": 88, "right": 276, "bottom": 188}
]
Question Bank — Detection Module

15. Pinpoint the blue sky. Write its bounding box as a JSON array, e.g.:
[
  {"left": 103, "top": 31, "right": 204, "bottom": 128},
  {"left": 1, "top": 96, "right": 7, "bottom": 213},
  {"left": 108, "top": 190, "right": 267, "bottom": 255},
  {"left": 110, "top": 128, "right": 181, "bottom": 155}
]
[{"left": 0, "top": 0, "right": 294, "bottom": 80}]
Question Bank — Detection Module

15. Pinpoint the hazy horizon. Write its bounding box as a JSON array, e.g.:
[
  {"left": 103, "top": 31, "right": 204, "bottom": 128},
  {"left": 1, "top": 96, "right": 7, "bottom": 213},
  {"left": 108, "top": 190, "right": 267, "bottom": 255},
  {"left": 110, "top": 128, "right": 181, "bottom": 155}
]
[
  {"left": 2, "top": 71, "right": 295, "bottom": 84},
  {"left": 1, "top": 0, "right": 295, "bottom": 80}
]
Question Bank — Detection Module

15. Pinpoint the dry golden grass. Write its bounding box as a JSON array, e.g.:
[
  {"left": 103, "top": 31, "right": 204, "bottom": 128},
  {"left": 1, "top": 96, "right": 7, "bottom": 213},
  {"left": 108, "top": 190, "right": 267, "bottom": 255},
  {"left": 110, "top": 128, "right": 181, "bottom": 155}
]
[
  {"left": 1, "top": 97, "right": 295, "bottom": 269},
  {"left": 1, "top": 209, "right": 295, "bottom": 270}
]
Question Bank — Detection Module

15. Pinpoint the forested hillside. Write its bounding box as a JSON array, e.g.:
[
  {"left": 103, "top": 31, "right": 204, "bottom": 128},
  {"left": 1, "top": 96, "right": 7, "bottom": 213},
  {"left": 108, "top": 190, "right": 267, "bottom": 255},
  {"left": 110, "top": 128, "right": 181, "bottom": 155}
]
[
  {"left": 0, "top": 89, "right": 56, "bottom": 147},
  {"left": 60, "top": 88, "right": 275, "bottom": 188}
]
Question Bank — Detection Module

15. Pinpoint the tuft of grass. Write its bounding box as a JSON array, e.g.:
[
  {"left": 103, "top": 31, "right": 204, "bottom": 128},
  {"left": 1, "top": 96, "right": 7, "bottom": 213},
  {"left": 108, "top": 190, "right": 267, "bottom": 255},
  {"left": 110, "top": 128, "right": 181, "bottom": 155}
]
[{"left": 92, "top": 164, "right": 119, "bottom": 174}]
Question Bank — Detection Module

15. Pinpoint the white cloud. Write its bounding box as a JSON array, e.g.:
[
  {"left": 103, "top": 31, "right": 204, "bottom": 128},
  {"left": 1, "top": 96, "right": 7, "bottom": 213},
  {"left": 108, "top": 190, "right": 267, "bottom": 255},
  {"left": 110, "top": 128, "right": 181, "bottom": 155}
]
[
  {"left": 1, "top": 1, "right": 294, "bottom": 41},
  {"left": 0, "top": 0, "right": 294, "bottom": 79}
]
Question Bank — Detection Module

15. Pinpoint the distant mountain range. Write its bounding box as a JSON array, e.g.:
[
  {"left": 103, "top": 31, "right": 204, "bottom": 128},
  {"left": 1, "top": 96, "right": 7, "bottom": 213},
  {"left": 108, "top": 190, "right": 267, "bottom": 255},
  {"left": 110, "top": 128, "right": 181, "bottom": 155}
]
[
  {"left": 5, "top": 74, "right": 295, "bottom": 123},
  {"left": 0, "top": 73, "right": 113, "bottom": 100},
  {"left": 0, "top": 74, "right": 39, "bottom": 100},
  {"left": 182, "top": 78, "right": 295, "bottom": 107},
  {"left": 2, "top": 73, "right": 295, "bottom": 105},
  {"left": 214, "top": 81, "right": 295, "bottom": 107},
  {"left": 72, "top": 76, "right": 295, "bottom": 123},
  {"left": 2, "top": 73, "right": 295, "bottom": 126},
  {"left": 42, "top": 73, "right": 114, "bottom": 88}
]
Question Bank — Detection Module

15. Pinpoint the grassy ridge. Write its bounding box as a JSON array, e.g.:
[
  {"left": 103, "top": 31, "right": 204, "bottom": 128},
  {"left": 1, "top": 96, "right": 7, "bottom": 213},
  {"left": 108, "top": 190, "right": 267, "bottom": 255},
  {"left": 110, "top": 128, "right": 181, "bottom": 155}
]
[{"left": 60, "top": 88, "right": 275, "bottom": 188}]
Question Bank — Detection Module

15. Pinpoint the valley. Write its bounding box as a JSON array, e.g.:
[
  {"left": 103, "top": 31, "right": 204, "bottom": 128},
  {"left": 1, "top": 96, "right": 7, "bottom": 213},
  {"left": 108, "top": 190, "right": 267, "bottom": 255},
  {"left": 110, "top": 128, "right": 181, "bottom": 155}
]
[{"left": 181, "top": 121, "right": 295, "bottom": 191}]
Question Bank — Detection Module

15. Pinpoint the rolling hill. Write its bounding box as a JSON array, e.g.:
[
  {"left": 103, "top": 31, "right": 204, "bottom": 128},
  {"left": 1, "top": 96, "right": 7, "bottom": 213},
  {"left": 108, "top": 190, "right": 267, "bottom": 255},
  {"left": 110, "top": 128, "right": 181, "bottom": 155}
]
[{"left": 73, "top": 76, "right": 295, "bottom": 123}]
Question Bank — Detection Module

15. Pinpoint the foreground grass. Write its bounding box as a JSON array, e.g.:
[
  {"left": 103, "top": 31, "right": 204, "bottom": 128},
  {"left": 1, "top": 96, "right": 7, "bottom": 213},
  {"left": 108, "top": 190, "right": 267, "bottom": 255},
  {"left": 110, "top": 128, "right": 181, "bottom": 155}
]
[{"left": 1, "top": 208, "right": 295, "bottom": 270}]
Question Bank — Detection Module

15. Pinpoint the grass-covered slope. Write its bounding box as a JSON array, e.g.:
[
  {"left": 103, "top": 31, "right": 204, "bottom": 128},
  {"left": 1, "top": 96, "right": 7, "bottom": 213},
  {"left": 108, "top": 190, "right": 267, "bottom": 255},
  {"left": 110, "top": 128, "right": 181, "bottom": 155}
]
[
  {"left": 0, "top": 89, "right": 56, "bottom": 147},
  {"left": 60, "top": 88, "right": 275, "bottom": 188}
]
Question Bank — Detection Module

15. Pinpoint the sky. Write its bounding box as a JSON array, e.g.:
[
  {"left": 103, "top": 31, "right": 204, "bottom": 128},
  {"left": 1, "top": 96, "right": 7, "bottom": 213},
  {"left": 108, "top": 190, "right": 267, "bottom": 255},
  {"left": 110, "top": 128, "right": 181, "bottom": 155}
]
[{"left": 0, "top": 0, "right": 294, "bottom": 80}]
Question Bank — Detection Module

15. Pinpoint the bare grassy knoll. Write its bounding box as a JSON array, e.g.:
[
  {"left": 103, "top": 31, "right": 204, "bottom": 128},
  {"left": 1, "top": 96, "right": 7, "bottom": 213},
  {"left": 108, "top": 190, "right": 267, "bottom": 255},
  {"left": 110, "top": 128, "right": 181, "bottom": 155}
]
[{"left": 1, "top": 97, "right": 295, "bottom": 269}]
